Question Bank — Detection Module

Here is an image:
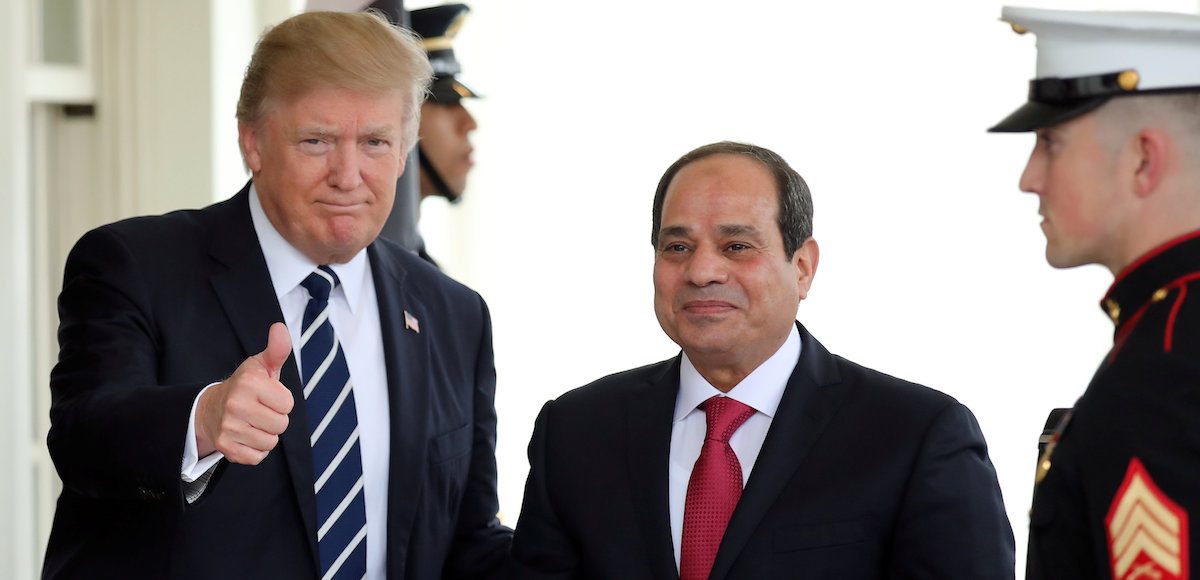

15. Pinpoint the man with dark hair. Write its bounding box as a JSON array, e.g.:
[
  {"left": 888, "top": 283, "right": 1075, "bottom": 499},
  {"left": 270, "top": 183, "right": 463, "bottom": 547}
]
[
  {"left": 407, "top": 3, "right": 479, "bottom": 266},
  {"left": 510, "top": 141, "right": 1014, "bottom": 578},
  {"left": 411, "top": 3, "right": 478, "bottom": 205},
  {"left": 991, "top": 8, "right": 1200, "bottom": 579},
  {"left": 43, "top": 11, "right": 510, "bottom": 580}
]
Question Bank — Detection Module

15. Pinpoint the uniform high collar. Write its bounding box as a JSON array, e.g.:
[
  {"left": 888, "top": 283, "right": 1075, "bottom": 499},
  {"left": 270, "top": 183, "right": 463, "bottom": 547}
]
[{"left": 1102, "top": 229, "right": 1200, "bottom": 329}]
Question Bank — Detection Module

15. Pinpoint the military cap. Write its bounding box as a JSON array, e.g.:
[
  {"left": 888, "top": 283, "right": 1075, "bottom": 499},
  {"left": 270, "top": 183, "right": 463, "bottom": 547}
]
[
  {"left": 990, "top": 7, "right": 1200, "bottom": 133},
  {"left": 410, "top": 3, "right": 480, "bottom": 103}
]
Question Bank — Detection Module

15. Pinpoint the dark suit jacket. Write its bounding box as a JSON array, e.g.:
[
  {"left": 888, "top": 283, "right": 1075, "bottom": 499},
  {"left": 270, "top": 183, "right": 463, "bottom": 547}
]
[
  {"left": 43, "top": 185, "right": 511, "bottom": 579},
  {"left": 510, "top": 323, "right": 1014, "bottom": 579}
]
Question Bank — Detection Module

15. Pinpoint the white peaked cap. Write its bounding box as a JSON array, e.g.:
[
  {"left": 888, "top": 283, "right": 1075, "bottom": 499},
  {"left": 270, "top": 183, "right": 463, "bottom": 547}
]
[{"left": 990, "top": 7, "right": 1200, "bottom": 133}]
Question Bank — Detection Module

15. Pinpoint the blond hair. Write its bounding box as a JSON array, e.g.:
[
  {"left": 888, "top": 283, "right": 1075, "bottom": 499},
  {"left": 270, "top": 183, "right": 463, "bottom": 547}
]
[{"left": 236, "top": 11, "right": 433, "bottom": 152}]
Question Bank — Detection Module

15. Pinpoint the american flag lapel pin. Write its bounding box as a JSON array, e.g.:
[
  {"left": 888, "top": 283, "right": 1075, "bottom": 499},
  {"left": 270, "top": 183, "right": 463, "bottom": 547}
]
[{"left": 404, "top": 310, "right": 420, "bottom": 334}]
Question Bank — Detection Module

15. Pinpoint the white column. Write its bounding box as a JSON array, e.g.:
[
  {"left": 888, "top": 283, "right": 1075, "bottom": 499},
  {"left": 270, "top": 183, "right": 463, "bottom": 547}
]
[
  {"left": 95, "top": 0, "right": 216, "bottom": 215},
  {"left": 0, "top": 0, "right": 37, "bottom": 576}
]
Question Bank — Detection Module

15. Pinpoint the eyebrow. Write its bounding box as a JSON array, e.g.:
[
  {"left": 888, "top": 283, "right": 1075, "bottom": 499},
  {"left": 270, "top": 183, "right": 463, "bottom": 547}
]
[
  {"left": 716, "top": 224, "right": 761, "bottom": 238},
  {"left": 361, "top": 125, "right": 397, "bottom": 139},
  {"left": 658, "top": 225, "right": 691, "bottom": 239},
  {"left": 658, "top": 224, "right": 763, "bottom": 240},
  {"left": 294, "top": 125, "right": 397, "bottom": 139},
  {"left": 296, "top": 126, "right": 337, "bottom": 138}
]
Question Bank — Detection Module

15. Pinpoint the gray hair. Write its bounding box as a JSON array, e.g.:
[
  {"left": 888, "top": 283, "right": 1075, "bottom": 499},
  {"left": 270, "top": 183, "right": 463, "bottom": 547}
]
[{"left": 651, "top": 141, "right": 813, "bottom": 258}]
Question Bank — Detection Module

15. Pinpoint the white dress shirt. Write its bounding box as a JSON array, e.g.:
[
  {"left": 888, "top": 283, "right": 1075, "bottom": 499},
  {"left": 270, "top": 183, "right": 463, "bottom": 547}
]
[
  {"left": 181, "top": 185, "right": 391, "bottom": 579},
  {"left": 667, "top": 324, "right": 801, "bottom": 570}
]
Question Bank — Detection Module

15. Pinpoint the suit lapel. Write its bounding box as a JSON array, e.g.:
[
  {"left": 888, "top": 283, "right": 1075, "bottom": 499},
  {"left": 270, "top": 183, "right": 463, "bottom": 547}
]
[
  {"left": 708, "top": 323, "right": 848, "bottom": 580},
  {"left": 207, "top": 186, "right": 320, "bottom": 570},
  {"left": 627, "top": 358, "right": 684, "bottom": 580},
  {"left": 367, "top": 243, "right": 432, "bottom": 579}
]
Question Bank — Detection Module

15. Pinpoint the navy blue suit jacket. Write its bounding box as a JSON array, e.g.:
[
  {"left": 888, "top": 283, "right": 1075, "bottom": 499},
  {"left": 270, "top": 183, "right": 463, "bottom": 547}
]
[
  {"left": 44, "top": 185, "right": 511, "bottom": 579},
  {"left": 511, "top": 324, "right": 1014, "bottom": 579}
]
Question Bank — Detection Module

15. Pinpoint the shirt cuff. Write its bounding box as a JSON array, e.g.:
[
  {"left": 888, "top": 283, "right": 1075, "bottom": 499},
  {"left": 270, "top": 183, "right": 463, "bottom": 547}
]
[{"left": 182, "top": 382, "right": 225, "bottom": 482}]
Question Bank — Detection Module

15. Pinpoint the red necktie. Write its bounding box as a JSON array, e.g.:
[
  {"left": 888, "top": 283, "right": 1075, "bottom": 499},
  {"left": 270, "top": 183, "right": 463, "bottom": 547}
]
[{"left": 680, "top": 396, "right": 756, "bottom": 580}]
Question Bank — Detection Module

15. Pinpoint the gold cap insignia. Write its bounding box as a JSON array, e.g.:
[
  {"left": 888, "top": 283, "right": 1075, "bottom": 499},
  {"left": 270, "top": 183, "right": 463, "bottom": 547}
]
[{"left": 1117, "top": 70, "right": 1140, "bottom": 91}]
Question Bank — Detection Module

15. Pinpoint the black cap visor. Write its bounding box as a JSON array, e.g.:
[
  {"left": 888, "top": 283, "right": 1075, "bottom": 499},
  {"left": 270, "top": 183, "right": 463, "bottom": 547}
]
[
  {"left": 428, "top": 77, "right": 480, "bottom": 104},
  {"left": 988, "top": 97, "right": 1111, "bottom": 133}
]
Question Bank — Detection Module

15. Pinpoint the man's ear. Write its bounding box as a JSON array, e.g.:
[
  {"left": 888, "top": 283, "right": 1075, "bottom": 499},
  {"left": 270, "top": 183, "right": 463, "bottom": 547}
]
[
  {"left": 1133, "top": 128, "right": 1169, "bottom": 199},
  {"left": 793, "top": 237, "right": 820, "bottom": 300},
  {"left": 238, "top": 120, "right": 264, "bottom": 173}
]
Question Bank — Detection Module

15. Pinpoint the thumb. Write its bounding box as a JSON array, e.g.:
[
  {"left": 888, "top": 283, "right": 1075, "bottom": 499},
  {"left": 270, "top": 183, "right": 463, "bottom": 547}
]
[{"left": 259, "top": 322, "right": 292, "bottom": 379}]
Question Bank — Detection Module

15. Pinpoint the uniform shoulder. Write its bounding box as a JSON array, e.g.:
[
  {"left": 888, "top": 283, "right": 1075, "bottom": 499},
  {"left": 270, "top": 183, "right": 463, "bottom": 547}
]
[{"left": 1157, "top": 275, "right": 1200, "bottom": 355}]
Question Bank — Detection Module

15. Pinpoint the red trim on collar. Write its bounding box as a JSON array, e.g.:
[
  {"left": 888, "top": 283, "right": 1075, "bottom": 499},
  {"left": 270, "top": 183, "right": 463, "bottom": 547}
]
[
  {"left": 1109, "top": 303, "right": 1150, "bottom": 363},
  {"left": 1161, "top": 272, "right": 1200, "bottom": 352},
  {"left": 1166, "top": 284, "right": 1187, "bottom": 353},
  {"left": 1109, "top": 229, "right": 1200, "bottom": 290}
]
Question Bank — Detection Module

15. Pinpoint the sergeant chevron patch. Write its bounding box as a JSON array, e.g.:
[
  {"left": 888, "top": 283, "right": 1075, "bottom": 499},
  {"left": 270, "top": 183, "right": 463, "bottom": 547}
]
[{"left": 1106, "top": 457, "right": 1188, "bottom": 580}]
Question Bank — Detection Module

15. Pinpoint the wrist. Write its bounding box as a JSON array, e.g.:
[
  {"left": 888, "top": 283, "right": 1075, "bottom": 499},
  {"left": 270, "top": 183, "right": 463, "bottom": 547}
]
[{"left": 195, "top": 385, "right": 218, "bottom": 457}]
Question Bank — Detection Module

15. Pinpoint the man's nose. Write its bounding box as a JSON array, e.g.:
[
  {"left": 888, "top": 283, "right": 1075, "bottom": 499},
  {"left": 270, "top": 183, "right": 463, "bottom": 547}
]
[
  {"left": 1018, "top": 152, "right": 1042, "bottom": 195},
  {"left": 328, "top": 142, "right": 364, "bottom": 190},
  {"left": 685, "top": 246, "right": 729, "bottom": 286},
  {"left": 458, "top": 105, "right": 477, "bottom": 133}
]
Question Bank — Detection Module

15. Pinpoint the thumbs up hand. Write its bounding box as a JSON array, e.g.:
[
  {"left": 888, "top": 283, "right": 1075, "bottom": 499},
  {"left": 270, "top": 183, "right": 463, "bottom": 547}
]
[{"left": 196, "top": 322, "right": 295, "bottom": 465}]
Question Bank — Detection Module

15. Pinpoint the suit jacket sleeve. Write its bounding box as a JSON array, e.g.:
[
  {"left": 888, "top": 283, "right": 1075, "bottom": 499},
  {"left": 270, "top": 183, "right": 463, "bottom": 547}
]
[
  {"left": 888, "top": 401, "right": 1016, "bottom": 579},
  {"left": 48, "top": 226, "right": 204, "bottom": 505},
  {"left": 444, "top": 297, "right": 514, "bottom": 579},
  {"left": 510, "top": 400, "right": 581, "bottom": 579}
]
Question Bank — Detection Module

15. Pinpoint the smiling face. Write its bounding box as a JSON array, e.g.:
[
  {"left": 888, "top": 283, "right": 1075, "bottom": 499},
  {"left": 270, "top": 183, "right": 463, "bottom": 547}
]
[
  {"left": 1019, "top": 111, "right": 1131, "bottom": 270},
  {"left": 240, "top": 86, "right": 409, "bottom": 264},
  {"left": 653, "top": 154, "right": 816, "bottom": 376}
]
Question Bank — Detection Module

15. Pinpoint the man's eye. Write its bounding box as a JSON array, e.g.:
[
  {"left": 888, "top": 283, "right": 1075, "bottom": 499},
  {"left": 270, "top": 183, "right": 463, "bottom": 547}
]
[
  {"left": 299, "top": 139, "right": 330, "bottom": 154},
  {"left": 664, "top": 243, "right": 688, "bottom": 253},
  {"left": 727, "top": 243, "right": 749, "bottom": 252},
  {"left": 366, "top": 139, "right": 388, "bottom": 147}
]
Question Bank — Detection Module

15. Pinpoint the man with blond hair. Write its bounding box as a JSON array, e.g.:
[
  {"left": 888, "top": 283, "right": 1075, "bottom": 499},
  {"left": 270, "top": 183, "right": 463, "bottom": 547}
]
[
  {"left": 43, "top": 11, "right": 510, "bottom": 580},
  {"left": 992, "top": 7, "right": 1200, "bottom": 579}
]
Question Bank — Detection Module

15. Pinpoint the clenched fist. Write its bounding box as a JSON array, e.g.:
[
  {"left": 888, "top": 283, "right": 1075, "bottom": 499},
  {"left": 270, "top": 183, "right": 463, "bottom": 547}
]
[{"left": 196, "top": 322, "right": 295, "bottom": 465}]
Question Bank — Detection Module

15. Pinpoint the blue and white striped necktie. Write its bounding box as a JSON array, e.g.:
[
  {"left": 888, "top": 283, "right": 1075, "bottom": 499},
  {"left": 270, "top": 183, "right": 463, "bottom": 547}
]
[{"left": 300, "top": 266, "right": 368, "bottom": 580}]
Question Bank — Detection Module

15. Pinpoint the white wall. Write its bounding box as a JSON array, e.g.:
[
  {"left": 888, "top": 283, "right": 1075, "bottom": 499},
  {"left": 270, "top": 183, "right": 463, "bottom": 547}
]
[{"left": 414, "top": 0, "right": 1200, "bottom": 568}]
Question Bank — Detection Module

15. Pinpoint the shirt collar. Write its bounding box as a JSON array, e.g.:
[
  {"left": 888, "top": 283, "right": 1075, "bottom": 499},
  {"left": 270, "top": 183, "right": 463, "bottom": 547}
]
[
  {"left": 673, "top": 323, "right": 802, "bottom": 423},
  {"left": 249, "top": 183, "right": 369, "bottom": 312}
]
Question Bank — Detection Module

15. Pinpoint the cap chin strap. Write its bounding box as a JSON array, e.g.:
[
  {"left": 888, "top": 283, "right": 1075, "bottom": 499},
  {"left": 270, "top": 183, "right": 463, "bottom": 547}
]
[{"left": 417, "top": 145, "right": 463, "bottom": 204}]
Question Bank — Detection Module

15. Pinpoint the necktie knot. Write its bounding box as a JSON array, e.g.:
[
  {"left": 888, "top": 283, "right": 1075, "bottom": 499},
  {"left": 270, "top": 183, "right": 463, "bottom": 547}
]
[
  {"left": 702, "top": 396, "right": 755, "bottom": 444},
  {"left": 301, "top": 266, "right": 340, "bottom": 302}
]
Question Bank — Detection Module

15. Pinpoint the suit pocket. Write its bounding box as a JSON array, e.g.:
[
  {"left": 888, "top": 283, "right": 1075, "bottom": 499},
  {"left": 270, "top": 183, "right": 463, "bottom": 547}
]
[
  {"left": 429, "top": 423, "right": 472, "bottom": 465},
  {"left": 773, "top": 518, "right": 871, "bottom": 553}
]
